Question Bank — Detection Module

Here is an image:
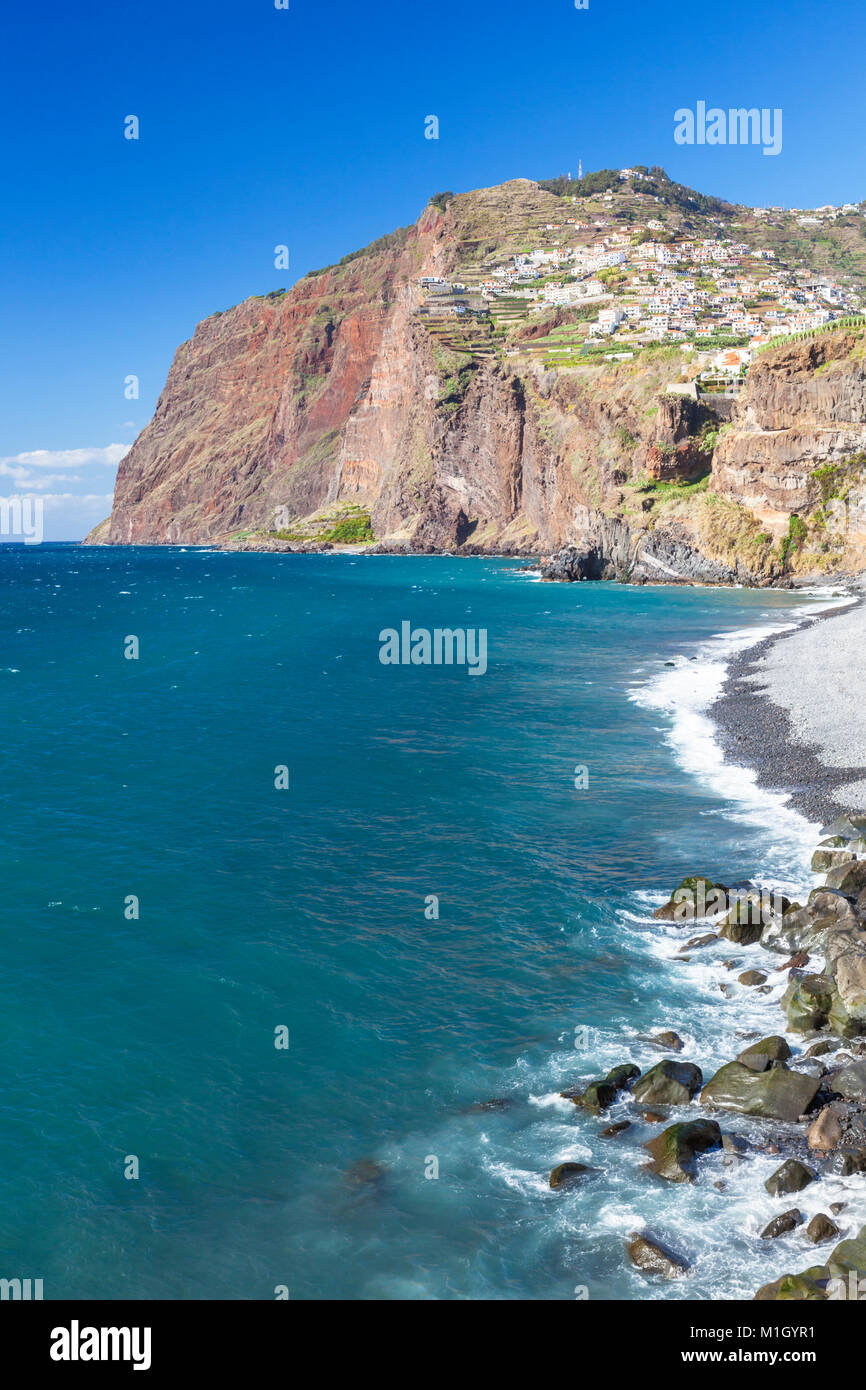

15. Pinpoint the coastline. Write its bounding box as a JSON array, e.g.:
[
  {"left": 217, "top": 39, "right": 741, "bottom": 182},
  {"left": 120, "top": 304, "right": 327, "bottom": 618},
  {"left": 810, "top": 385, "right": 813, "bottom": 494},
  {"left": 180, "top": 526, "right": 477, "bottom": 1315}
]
[
  {"left": 564, "top": 585, "right": 866, "bottom": 1299},
  {"left": 713, "top": 585, "right": 866, "bottom": 824}
]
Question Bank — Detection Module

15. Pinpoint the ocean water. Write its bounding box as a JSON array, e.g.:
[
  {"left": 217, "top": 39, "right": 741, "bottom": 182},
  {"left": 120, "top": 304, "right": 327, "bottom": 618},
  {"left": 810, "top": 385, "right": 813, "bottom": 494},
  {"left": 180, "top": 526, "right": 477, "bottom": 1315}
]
[{"left": 0, "top": 544, "right": 859, "bottom": 1301}]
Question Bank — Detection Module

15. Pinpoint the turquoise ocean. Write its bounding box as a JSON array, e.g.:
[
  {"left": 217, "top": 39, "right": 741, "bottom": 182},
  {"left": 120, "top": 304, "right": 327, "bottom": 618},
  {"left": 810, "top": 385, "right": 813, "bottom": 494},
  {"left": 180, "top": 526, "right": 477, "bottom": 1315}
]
[{"left": 0, "top": 545, "right": 854, "bottom": 1300}]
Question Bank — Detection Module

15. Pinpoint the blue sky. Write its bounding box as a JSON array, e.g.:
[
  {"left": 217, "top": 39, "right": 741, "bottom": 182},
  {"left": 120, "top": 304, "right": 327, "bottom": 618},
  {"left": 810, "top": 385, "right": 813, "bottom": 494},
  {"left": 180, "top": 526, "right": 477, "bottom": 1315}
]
[{"left": 2, "top": 0, "right": 864, "bottom": 538}]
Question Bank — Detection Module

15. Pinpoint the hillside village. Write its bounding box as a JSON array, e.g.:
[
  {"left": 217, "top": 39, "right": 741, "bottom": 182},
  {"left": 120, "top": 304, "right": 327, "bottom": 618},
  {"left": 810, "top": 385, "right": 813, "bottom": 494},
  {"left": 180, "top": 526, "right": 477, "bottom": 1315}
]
[{"left": 416, "top": 167, "right": 866, "bottom": 390}]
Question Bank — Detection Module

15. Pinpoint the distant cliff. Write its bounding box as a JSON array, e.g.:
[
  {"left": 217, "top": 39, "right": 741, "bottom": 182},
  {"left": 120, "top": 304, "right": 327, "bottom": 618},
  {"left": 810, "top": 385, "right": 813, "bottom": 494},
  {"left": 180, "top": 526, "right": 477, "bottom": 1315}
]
[{"left": 86, "top": 179, "right": 866, "bottom": 583}]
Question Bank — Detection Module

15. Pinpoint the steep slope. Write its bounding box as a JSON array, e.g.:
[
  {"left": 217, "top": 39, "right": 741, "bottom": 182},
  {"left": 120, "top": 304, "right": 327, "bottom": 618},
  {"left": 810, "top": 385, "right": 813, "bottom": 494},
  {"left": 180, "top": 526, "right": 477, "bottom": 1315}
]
[{"left": 87, "top": 175, "right": 866, "bottom": 582}]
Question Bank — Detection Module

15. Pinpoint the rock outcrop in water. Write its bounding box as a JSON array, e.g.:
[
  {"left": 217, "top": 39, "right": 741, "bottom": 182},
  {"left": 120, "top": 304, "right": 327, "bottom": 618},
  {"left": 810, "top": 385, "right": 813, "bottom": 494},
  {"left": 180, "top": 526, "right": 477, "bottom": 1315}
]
[{"left": 548, "top": 812, "right": 866, "bottom": 1299}]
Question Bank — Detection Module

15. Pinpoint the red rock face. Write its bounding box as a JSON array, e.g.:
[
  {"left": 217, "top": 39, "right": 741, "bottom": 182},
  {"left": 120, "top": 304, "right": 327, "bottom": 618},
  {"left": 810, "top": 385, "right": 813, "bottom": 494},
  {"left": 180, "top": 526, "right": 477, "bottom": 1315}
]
[
  {"left": 712, "top": 333, "right": 866, "bottom": 532},
  {"left": 106, "top": 254, "right": 411, "bottom": 544},
  {"left": 91, "top": 186, "right": 866, "bottom": 573}
]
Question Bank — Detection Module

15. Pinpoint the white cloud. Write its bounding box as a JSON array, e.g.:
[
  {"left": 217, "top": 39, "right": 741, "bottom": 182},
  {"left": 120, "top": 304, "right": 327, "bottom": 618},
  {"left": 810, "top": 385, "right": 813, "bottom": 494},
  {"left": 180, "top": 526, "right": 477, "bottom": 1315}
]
[
  {"left": 0, "top": 444, "right": 130, "bottom": 470},
  {"left": 0, "top": 445, "right": 127, "bottom": 536}
]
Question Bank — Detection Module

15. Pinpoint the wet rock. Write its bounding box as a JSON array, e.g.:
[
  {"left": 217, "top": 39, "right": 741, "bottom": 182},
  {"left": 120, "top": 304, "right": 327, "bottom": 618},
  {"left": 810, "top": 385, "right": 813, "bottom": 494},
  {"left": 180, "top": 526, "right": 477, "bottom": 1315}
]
[
  {"left": 829, "top": 1060, "right": 866, "bottom": 1101},
  {"left": 761, "top": 1209, "right": 803, "bottom": 1240},
  {"left": 465, "top": 1098, "right": 515, "bottom": 1113},
  {"left": 720, "top": 918, "right": 763, "bottom": 946},
  {"left": 702, "top": 1062, "right": 821, "bottom": 1122},
  {"left": 600, "top": 1120, "right": 632, "bottom": 1138},
  {"left": 641, "top": 1110, "right": 667, "bottom": 1123},
  {"left": 811, "top": 847, "right": 855, "bottom": 873},
  {"left": 830, "top": 1202, "right": 847, "bottom": 1216},
  {"left": 549, "top": 1162, "right": 593, "bottom": 1190},
  {"left": 777, "top": 953, "right": 810, "bottom": 975},
  {"left": 830, "top": 956, "right": 866, "bottom": 1036},
  {"left": 826, "top": 1224, "right": 866, "bottom": 1282},
  {"left": 721, "top": 889, "right": 789, "bottom": 945},
  {"left": 681, "top": 933, "right": 718, "bottom": 951},
  {"left": 782, "top": 974, "right": 835, "bottom": 1033},
  {"left": 805, "top": 1039, "right": 837, "bottom": 1057},
  {"left": 633, "top": 1060, "right": 702, "bottom": 1107},
  {"left": 807, "top": 1213, "right": 841, "bottom": 1244},
  {"left": 822, "top": 815, "right": 866, "bottom": 840},
  {"left": 737, "top": 1036, "right": 791, "bottom": 1073},
  {"left": 722, "top": 1133, "right": 748, "bottom": 1154},
  {"left": 739, "top": 970, "right": 768, "bottom": 986},
  {"left": 808, "top": 1106, "right": 843, "bottom": 1152},
  {"left": 627, "top": 1232, "right": 691, "bottom": 1278},
  {"left": 605, "top": 1063, "right": 641, "bottom": 1092},
  {"left": 765, "top": 1159, "right": 816, "bottom": 1197},
  {"left": 764, "top": 896, "right": 856, "bottom": 958},
  {"left": 825, "top": 860, "right": 866, "bottom": 896},
  {"left": 824, "top": 1146, "right": 866, "bottom": 1176},
  {"left": 643, "top": 1119, "right": 722, "bottom": 1183},
  {"left": 567, "top": 1080, "right": 616, "bottom": 1112}
]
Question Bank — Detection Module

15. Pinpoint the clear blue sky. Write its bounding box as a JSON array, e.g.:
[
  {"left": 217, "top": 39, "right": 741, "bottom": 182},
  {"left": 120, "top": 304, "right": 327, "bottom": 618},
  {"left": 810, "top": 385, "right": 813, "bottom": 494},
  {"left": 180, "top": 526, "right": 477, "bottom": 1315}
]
[{"left": 2, "top": 0, "right": 864, "bottom": 537}]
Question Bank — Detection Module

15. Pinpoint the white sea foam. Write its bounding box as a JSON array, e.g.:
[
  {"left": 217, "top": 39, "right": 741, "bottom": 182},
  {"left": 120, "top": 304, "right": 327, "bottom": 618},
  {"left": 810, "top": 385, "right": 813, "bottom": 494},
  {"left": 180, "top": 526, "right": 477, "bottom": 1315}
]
[{"left": 629, "top": 589, "right": 854, "bottom": 894}]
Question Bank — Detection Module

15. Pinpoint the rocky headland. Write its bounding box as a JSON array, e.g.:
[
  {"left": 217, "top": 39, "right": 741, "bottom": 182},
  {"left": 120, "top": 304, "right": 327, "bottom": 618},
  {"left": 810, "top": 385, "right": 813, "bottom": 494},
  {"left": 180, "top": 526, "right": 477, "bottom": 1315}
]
[{"left": 85, "top": 176, "right": 866, "bottom": 588}]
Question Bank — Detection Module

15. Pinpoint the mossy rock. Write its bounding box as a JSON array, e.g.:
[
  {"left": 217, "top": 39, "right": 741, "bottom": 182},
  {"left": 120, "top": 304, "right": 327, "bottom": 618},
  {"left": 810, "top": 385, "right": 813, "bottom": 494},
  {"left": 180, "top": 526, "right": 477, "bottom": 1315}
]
[
  {"left": 574, "top": 1080, "right": 617, "bottom": 1112},
  {"left": 782, "top": 974, "right": 835, "bottom": 1033},
  {"left": 643, "top": 1119, "right": 722, "bottom": 1182},
  {"left": 633, "top": 1059, "right": 702, "bottom": 1106},
  {"left": 826, "top": 1225, "right": 866, "bottom": 1282},
  {"left": 627, "top": 1232, "right": 691, "bottom": 1278},
  {"left": 737, "top": 1036, "right": 791, "bottom": 1073},
  {"left": 811, "top": 847, "right": 855, "bottom": 873},
  {"left": 701, "top": 1061, "right": 821, "bottom": 1122},
  {"left": 653, "top": 876, "right": 728, "bottom": 922},
  {"left": 605, "top": 1063, "right": 641, "bottom": 1091}
]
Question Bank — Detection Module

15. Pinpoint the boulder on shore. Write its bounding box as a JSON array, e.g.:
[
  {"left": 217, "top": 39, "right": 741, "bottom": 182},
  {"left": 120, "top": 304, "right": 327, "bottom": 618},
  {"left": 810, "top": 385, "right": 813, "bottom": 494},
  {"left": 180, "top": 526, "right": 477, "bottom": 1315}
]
[
  {"left": 632, "top": 1059, "right": 702, "bottom": 1107},
  {"left": 653, "top": 876, "right": 728, "bottom": 922},
  {"left": 760, "top": 1209, "right": 803, "bottom": 1240},
  {"left": 830, "top": 1060, "right": 866, "bottom": 1101},
  {"left": 781, "top": 974, "right": 835, "bottom": 1033},
  {"left": 765, "top": 1159, "right": 816, "bottom": 1197},
  {"left": 627, "top": 1232, "right": 691, "bottom": 1278},
  {"left": 737, "top": 1036, "right": 791, "bottom": 1073},
  {"left": 643, "top": 1118, "right": 722, "bottom": 1183},
  {"left": 825, "top": 859, "right": 866, "bottom": 896},
  {"left": 808, "top": 1106, "right": 843, "bottom": 1152},
  {"left": 806, "top": 1213, "right": 841, "bottom": 1244},
  {"left": 826, "top": 1224, "right": 866, "bottom": 1282},
  {"left": 701, "top": 1061, "right": 821, "bottom": 1123}
]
